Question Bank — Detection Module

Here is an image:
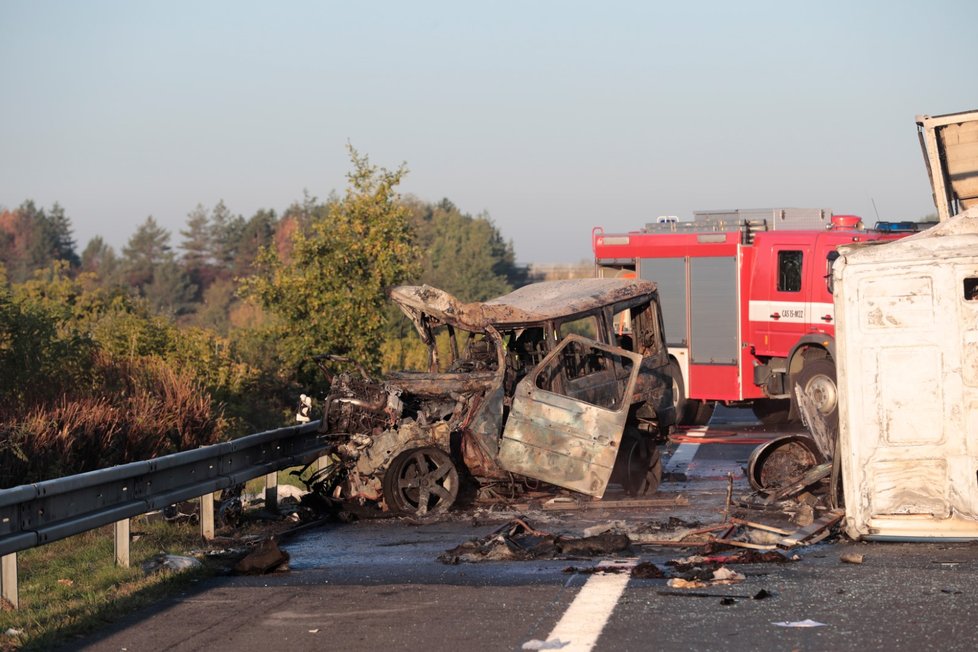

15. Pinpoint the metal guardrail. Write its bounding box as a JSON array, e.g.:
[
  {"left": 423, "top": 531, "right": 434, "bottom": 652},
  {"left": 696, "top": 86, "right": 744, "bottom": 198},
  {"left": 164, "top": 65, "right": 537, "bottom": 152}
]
[{"left": 0, "top": 420, "right": 326, "bottom": 607}]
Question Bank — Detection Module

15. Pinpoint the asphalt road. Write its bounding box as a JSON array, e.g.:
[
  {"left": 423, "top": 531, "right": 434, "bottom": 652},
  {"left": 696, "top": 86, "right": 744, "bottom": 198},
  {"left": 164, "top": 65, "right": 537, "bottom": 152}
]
[{"left": 67, "top": 409, "right": 978, "bottom": 651}]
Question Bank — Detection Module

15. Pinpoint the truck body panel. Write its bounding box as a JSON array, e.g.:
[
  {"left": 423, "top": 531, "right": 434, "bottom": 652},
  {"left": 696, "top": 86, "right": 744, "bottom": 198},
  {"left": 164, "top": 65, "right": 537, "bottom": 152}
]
[
  {"left": 836, "top": 206, "right": 978, "bottom": 539},
  {"left": 917, "top": 110, "right": 978, "bottom": 221}
]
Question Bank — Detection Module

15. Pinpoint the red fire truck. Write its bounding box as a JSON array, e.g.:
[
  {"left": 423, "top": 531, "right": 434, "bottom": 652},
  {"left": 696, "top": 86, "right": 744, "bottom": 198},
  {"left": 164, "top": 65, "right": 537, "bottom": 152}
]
[{"left": 592, "top": 208, "right": 914, "bottom": 434}]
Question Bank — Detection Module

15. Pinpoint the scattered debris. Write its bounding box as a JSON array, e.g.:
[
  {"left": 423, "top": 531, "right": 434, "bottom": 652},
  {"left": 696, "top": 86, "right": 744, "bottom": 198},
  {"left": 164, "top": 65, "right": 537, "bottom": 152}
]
[
  {"left": 558, "top": 533, "right": 630, "bottom": 557},
  {"left": 439, "top": 519, "right": 637, "bottom": 564},
  {"left": 141, "top": 554, "right": 202, "bottom": 576},
  {"left": 631, "top": 562, "right": 666, "bottom": 579},
  {"left": 56, "top": 578, "right": 74, "bottom": 586},
  {"left": 776, "top": 509, "right": 845, "bottom": 547},
  {"left": 667, "top": 566, "right": 745, "bottom": 588},
  {"left": 772, "top": 619, "right": 827, "bottom": 628},
  {"left": 234, "top": 538, "right": 290, "bottom": 574},
  {"left": 511, "top": 495, "right": 689, "bottom": 512},
  {"left": 792, "top": 504, "right": 815, "bottom": 527},
  {"left": 4, "top": 628, "right": 22, "bottom": 637},
  {"left": 840, "top": 552, "right": 865, "bottom": 565},
  {"left": 583, "top": 520, "right": 627, "bottom": 537}
]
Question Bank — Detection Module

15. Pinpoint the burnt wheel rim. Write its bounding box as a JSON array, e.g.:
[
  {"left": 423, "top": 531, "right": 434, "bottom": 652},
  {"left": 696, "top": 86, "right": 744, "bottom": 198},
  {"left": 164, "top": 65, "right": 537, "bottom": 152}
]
[{"left": 388, "top": 448, "right": 458, "bottom": 516}]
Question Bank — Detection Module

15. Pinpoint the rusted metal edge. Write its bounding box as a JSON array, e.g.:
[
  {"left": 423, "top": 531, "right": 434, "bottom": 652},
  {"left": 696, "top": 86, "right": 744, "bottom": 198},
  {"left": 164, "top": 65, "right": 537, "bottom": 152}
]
[
  {"left": 708, "top": 537, "right": 778, "bottom": 551},
  {"left": 777, "top": 509, "right": 845, "bottom": 547},
  {"left": 728, "top": 517, "right": 794, "bottom": 536}
]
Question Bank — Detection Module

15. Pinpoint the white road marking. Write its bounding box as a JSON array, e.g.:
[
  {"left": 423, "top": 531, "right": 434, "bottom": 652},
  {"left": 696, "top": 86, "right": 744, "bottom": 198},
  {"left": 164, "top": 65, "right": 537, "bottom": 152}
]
[
  {"left": 663, "top": 441, "right": 699, "bottom": 475},
  {"left": 539, "top": 558, "right": 637, "bottom": 652}
]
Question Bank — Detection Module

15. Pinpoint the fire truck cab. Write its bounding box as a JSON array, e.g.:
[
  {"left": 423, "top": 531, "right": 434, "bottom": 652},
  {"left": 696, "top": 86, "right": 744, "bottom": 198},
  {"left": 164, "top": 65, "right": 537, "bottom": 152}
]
[{"left": 593, "top": 209, "right": 913, "bottom": 436}]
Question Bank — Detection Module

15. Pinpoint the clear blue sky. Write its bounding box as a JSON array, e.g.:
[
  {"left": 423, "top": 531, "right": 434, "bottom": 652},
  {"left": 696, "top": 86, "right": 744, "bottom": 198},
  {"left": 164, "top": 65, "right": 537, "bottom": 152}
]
[{"left": 1, "top": 0, "right": 975, "bottom": 264}]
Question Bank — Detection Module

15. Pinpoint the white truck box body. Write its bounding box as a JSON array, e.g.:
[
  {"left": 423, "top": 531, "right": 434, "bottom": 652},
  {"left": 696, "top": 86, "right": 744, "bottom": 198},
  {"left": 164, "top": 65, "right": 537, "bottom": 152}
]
[{"left": 835, "top": 206, "right": 978, "bottom": 540}]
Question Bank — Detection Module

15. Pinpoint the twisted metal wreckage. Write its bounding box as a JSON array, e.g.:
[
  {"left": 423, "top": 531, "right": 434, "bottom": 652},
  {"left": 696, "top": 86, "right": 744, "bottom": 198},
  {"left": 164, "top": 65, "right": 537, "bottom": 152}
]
[{"left": 296, "top": 278, "right": 678, "bottom": 517}]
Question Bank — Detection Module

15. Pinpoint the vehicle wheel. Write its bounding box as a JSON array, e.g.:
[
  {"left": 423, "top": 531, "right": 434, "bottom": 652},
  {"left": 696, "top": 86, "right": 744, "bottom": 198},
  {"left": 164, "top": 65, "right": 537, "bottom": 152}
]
[
  {"left": 668, "top": 360, "right": 688, "bottom": 423},
  {"left": 644, "top": 446, "right": 663, "bottom": 495},
  {"left": 382, "top": 447, "right": 459, "bottom": 517},
  {"left": 747, "top": 435, "right": 823, "bottom": 492},
  {"left": 613, "top": 432, "right": 662, "bottom": 496},
  {"left": 669, "top": 359, "right": 715, "bottom": 426},
  {"left": 793, "top": 358, "right": 839, "bottom": 440},
  {"left": 687, "top": 400, "right": 715, "bottom": 426},
  {"left": 751, "top": 398, "right": 792, "bottom": 426}
]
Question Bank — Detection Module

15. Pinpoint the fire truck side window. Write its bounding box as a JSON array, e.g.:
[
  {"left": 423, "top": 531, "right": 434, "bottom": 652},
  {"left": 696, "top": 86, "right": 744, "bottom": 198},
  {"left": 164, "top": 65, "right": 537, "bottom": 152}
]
[
  {"left": 777, "top": 250, "right": 803, "bottom": 293},
  {"left": 825, "top": 251, "right": 840, "bottom": 294}
]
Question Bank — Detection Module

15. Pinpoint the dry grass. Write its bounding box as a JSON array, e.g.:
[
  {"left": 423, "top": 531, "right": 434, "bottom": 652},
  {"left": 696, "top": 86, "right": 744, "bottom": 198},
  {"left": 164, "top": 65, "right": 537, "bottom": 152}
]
[{"left": 0, "top": 356, "right": 227, "bottom": 488}]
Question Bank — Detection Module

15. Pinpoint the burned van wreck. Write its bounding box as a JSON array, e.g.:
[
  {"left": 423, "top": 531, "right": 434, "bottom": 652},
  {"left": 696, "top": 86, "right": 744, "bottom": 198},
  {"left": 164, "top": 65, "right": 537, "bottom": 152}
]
[{"left": 302, "top": 279, "right": 677, "bottom": 517}]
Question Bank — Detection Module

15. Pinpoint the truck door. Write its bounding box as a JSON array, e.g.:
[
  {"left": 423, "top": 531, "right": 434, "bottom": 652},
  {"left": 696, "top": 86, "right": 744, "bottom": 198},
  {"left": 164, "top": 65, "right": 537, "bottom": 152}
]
[
  {"left": 496, "top": 335, "right": 642, "bottom": 498},
  {"left": 807, "top": 236, "right": 838, "bottom": 335},
  {"left": 752, "top": 238, "right": 813, "bottom": 356}
]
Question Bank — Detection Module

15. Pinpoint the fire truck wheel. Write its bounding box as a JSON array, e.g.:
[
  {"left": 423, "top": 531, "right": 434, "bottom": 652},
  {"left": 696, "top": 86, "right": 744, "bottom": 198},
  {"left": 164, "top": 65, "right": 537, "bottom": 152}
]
[
  {"left": 687, "top": 400, "right": 715, "bottom": 426},
  {"left": 668, "top": 359, "right": 714, "bottom": 426},
  {"left": 668, "top": 360, "right": 688, "bottom": 422},
  {"left": 794, "top": 358, "right": 839, "bottom": 434}
]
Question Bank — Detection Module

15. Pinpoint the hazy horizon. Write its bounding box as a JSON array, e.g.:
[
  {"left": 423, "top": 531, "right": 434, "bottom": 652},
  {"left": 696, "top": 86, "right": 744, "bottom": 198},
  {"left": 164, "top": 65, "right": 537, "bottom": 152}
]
[{"left": 2, "top": 1, "right": 975, "bottom": 264}]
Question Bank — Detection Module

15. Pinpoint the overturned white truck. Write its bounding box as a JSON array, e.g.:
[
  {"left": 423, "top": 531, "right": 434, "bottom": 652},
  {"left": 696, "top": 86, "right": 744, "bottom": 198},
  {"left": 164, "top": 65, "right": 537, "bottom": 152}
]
[{"left": 835, "top": 206, "right": 978, "bottom": 540}]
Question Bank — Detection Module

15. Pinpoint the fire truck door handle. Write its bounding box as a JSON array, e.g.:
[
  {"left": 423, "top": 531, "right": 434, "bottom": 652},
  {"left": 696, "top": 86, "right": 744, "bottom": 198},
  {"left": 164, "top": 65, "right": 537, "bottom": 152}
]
[
  {"left": 821, "top": 314, "right": 832, "bottom": 322},
  {"left": 769, "top": 313, "right": 780, "bottom": 320}
]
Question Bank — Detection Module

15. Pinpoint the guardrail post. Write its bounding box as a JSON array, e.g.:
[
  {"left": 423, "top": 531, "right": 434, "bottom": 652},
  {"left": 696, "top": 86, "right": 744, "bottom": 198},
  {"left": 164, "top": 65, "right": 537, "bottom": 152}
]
[
  {"left": 114, "top": 519, "right": 130, "bottom": 567},
  {"left": 1, "top": 553, "right": 17, "bottom": 609},
  {"left": 200, "top": 492, "right": 215, "bottom": 540},
  {"left": 265, "top": 472, "right": 279, "bottom": 513}
]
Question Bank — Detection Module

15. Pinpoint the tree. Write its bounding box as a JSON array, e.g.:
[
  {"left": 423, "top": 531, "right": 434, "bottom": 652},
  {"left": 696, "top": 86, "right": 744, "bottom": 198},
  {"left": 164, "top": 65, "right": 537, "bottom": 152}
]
[
  {"left": 180, "top": 203, "right": 214, "bottom": 284},
  {"left": 44, "top": 202, "right": 80, "bottom": 267},
  {"left": 209, "top": 200, "right": 246, "bottom": 274},
  {"left": 121, "top": 217, "right": 196, "bottom": 315},
  {"left": 0, "top": 200, "right": 80, "bottom": 281},
  {"left": 231, "top": 208, "right": 277, "bottom": 278},
  {"left": 407, "top": 197, "right": 526, "bottom": 301},
  {"left": 143, "top": 260, "right": 197, "bottom": 316},
  {"left": 122, "top": 216, "right": 173, "bottom": 288},
  {"left": 80, "top": 236, "right": 119, "bottom": 280},
  {"left": 241, "top": 147, "right": 420, "bottom": 383}
]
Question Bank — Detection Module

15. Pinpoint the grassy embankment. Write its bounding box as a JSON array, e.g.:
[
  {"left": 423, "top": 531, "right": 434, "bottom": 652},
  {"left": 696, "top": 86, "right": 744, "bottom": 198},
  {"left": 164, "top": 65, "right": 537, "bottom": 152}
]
[{"left": 0, "top": 468, "right": 310, "bottom": 651}]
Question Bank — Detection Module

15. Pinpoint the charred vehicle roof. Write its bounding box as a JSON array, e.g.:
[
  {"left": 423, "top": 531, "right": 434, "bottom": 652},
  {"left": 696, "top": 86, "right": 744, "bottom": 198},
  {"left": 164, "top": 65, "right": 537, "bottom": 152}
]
[{"left": 390, "top": 278, "right": 662, "bottom": 331}]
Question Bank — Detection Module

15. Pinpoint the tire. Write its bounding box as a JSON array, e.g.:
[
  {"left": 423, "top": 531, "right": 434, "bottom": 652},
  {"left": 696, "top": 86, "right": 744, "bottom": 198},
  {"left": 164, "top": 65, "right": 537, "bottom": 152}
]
[
  {"left": 668, "top": 360, "right": 688, "bottom": 423},
  {"left": 751, "top": 398, "right": 792, "bottom": 426},
  {"left": 612, "top": 431, "right": 662, "bottom": 496},
  {"left": 687, "top": 400, "right": 715, "bottom": 426},
  {"left": 669, "top": 360, "right": 715, "bottom": 426},
  {"left": 382, "top": 447, "right": 459, "bottom": 517},
  {"left": 793, "top": 358, "right": 839, "bottom": 441},
  {"left": 747, "top": 435, "right": 824, "bottom": 492}
]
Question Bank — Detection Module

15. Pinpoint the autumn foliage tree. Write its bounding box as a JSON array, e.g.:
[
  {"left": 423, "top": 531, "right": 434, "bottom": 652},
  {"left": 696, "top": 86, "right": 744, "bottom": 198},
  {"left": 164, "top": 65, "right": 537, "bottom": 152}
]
[
  {"left": 0, "top": 200, "right": 79, "bottom": 282},
  {"left": 241, "top": 148, "right": 420, "bottom": 385}
]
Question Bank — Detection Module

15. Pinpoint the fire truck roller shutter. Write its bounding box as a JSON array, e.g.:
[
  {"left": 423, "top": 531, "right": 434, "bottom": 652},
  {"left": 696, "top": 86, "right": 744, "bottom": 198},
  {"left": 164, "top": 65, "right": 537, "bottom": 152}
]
[
  {"left": 639, "top": 257, "right": 687, "bottom": 348},
  {"left": 689, "top": 257, "right": 739, "bottom": 365}
]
